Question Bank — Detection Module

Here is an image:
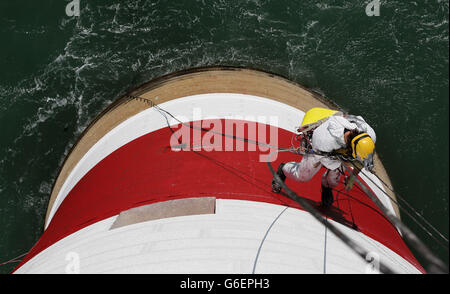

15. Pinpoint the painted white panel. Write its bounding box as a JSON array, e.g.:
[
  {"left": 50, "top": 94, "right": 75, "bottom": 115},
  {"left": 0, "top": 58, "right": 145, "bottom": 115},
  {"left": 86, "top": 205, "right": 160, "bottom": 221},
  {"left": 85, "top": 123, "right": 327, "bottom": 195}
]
[{"left": 18, "top": 200, "right": 420, "bottom": 274}]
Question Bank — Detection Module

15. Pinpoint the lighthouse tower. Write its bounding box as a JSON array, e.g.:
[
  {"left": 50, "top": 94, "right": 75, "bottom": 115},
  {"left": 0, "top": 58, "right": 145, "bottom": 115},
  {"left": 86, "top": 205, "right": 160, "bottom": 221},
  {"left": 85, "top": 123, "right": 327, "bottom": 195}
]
[{"left": 13, "top": 67, "right": 423, "bottom": 274}]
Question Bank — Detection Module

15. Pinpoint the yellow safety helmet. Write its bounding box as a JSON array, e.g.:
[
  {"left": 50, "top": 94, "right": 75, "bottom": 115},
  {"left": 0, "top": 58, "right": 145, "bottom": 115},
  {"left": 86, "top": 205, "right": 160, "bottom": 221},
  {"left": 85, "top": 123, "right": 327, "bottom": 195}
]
[{"left": 351, "top": 133, "right": 375, "bottom": 171}]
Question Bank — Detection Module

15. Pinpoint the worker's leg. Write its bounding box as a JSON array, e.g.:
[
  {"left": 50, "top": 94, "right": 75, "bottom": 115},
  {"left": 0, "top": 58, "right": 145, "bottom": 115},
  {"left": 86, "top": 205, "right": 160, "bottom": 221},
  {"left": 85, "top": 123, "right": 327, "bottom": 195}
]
[
  {"left": 320, "top": 168, "right": 342, "bottom": 207},
  {"left": 271, "top": 155, "right": 322, "bottom": 193},
  {"left": 282, "top": 154, "right": 322, "bottom": 182}
]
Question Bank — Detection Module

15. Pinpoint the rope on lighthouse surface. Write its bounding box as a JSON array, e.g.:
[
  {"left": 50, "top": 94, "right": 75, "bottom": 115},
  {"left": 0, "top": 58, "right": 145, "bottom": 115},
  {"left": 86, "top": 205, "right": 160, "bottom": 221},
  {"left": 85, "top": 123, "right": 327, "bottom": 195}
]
[
  {"left": 350, "top": 162, "right": 449, "bottom": 249},
  {"left": 252, "top": 206, "right": 290, "bottom": 274}
]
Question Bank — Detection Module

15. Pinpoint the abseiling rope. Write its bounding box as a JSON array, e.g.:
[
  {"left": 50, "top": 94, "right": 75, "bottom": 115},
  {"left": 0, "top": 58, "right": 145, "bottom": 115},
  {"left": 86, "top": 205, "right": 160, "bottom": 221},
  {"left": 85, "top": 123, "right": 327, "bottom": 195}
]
[
  {"left": 342, "top": 164, "right": 448, "bottom": 274},
  {"left": 353, "top": 163, "right": 449, "bottom": 248}
]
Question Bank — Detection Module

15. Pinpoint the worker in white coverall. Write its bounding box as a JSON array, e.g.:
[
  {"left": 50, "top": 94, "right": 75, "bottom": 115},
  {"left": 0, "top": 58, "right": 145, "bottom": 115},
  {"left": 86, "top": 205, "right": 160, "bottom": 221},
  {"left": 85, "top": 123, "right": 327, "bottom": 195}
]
[{"left": 272, "top": 114, "right": 376, "bottom": 207}]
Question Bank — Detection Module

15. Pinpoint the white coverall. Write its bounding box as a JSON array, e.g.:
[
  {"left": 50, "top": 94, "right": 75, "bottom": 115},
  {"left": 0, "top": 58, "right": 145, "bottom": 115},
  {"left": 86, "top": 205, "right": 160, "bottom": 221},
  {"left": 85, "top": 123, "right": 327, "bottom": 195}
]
[{"left": 282, "top": 114, "right": 376, "bottom": 188}]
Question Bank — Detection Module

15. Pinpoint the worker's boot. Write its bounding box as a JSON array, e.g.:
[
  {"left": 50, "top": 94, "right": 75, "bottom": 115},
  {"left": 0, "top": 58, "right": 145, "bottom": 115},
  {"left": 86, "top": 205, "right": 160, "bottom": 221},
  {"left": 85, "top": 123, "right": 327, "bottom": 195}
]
[
  {"left": 321, "top": 185, "right": 334, "bottom": 207},
  {"left": 272, "top": 163, "right": 286, "bottom": 193}
]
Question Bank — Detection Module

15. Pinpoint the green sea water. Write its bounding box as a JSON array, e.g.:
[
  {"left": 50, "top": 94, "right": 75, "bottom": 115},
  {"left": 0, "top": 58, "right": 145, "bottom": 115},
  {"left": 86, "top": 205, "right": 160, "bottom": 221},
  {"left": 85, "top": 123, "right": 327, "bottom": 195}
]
[{"left": 0, "top": 0, "right": 448, "bottom": 273}]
